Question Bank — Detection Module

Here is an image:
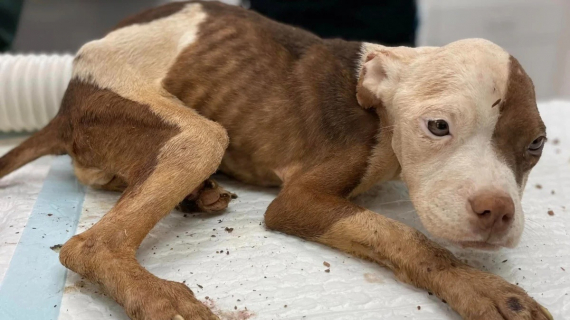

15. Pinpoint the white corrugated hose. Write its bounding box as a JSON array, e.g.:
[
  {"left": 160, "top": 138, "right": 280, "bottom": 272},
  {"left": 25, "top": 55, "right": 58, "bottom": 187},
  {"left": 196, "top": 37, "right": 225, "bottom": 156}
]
[{"left": 0, "top": 54, "right": 74, "bottom": 132}]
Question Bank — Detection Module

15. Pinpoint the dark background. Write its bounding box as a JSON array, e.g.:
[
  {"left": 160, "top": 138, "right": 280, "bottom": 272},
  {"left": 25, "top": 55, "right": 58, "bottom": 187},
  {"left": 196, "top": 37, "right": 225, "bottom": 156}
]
[{"left": 3, "top": 0, "right": 416, "bottom": 53}]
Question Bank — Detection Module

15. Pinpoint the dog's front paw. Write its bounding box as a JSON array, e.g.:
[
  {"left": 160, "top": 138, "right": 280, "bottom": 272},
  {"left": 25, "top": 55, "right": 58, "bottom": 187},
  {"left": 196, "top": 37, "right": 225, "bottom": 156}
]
[
  {"left": 124, "top": 278, "right": 219, "bottom": 320},
  {"left": 446, "top": 270, "right": 552, "bottom": 320},
  {"left": 176, "top": 179, "right": 237, "bottom": 213}
]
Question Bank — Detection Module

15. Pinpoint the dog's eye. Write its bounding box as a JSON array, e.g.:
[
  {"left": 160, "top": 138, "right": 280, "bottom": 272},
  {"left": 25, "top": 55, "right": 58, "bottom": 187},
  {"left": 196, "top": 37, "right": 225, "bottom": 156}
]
[
  {"left": 427, "top": 120, "right": 450, "bottom": 137},
  {"left": 528, "top": 136, "right": 546, "bottom": 155}
]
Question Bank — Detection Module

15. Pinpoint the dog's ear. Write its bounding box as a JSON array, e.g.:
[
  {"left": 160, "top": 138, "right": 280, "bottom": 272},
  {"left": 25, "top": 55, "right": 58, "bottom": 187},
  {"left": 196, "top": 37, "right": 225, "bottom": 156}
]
[{"left": 356, "top": 48, "right": 417, "bottom": 109}]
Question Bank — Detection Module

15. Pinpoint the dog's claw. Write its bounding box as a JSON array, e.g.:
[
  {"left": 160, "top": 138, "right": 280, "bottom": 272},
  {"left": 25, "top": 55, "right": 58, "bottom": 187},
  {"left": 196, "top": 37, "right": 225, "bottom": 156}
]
[{"left": 540, "top": 305, "right": 553, "bottom": 320}]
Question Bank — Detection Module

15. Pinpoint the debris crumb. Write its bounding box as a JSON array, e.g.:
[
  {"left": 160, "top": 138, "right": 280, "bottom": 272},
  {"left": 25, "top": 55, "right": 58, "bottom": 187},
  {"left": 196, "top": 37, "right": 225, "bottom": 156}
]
[
  {"left": 548, "top": 210, "right": 555, "bottom": 216},
  {"left": 284, "top": 305, "right": 287, "bottom": 308},
  {"left": 197, "top": 284, "right": 203, "bottom": 289},
  {"left": 323, "top": 261, "right": 330, "bottom": 268},
  {"left": 225, "top": 227, "right": 234, "bottom": 233},
  {"left": 552, "top": 138, "right": 560, "bottom": 145},
  {"left": 562, "top": 267, "right": 566, "bottom": 271},
  {"left": 417, "top": 306, "right": 421, "bottom": 310},
  {"left": 535, "top": 184, "right": 542, "bottom": 189},
  {"left": 502, "top": 260, "right": 508, "bottom": 263},
  {"left": 324, "top": 269, "right": 330, "bottom": 273}
]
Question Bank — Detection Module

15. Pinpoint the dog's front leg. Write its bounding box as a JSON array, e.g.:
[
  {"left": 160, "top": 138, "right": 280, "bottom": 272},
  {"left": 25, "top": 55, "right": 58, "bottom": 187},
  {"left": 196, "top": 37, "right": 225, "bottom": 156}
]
[{"left": 265, "top": 184, "right": 552, "bottom": 320}]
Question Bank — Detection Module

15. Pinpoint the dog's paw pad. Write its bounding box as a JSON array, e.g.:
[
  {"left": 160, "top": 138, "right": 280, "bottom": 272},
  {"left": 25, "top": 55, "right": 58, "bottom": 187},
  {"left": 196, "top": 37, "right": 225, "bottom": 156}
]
[
  {"left": 176, "top": 179, "right": 236, "bottom": 213},
  {"left": 197, "top": 188, "right": 235, "bottom": 213}
]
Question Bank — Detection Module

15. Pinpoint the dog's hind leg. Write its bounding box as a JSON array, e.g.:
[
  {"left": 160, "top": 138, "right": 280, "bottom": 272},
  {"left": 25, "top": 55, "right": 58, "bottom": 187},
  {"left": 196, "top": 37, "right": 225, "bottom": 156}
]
[{"left": 59, "top": 84, "right": 227, "bottom": 320}]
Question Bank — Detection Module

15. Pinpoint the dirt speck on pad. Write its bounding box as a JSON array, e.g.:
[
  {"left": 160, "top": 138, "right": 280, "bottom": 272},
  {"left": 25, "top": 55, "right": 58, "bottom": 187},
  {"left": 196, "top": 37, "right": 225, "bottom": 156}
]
[
  {"left": 548, "top": 210, "right": 555, "bottom": 216},
  {"left": 197, "top": 284, "right": 203, "bottom": 289},
  {"left": 225, "top": 227, "right": 234, "bottom": 233},
  {"left": 64, "top": 280, "right": 90, "bottom": 295},
  {"left": 552, "top": 138, "right": 560, "bottom": 145},
  {"left": 323, "top": 261, "right": 330, "bottom": 268},
  {"left": 203, "top": 298, "right": 254, "bottom": 320},
  {"left": 535, "top": 184, "right": 542, "bottom": 189},
  {"left": 50, "top": 244, "right": 63, "bottom": 253},
  {"left": 64, "top": 286, "right": 78, "bottom": 293},
  {"left": 417, "top": 306, "right": 421, "bottom": 310},
  {"left": 364, "top": 273, "right": 383, "bottom": 283},
  {"left": 324, "top": 269, "right": 330, "bottom": 273}
]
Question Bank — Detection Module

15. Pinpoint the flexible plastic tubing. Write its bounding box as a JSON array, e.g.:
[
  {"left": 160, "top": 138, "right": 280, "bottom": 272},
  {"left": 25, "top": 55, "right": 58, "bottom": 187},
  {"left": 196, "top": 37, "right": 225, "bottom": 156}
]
[{"left": 0, "top": 54, "right": 74, "bottom": 132}]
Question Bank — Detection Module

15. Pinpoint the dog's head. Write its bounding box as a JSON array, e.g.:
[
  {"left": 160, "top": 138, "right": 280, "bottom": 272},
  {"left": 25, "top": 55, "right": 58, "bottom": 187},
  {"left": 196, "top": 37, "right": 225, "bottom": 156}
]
[{"left": 357, "top": 39, "right": 546, "bottom": 250}]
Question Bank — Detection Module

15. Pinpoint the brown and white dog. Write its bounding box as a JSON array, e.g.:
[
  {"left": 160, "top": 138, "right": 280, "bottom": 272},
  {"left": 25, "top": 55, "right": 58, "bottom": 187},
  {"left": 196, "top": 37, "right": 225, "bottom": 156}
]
[{"left": 0, "top": 1, "right": 552, "bottom": 319}]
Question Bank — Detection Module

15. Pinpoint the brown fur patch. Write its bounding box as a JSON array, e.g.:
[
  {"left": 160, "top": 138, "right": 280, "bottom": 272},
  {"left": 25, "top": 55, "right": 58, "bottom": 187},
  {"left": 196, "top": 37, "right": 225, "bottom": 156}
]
[
  {"left": 163, "top": 1, "right": 378, "bottom": 189},
  {"left": 58, "top": 79, "right": 179, "bottom": 186},
  {"left": 492, "top": 56, "right": 545, "bottom": 186}
]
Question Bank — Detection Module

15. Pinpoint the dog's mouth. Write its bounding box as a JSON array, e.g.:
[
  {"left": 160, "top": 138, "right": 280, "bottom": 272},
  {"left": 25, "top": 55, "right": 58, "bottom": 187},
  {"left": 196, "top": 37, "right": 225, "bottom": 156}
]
[{"left": 455, "top": 240, "right": 501, "bottom": 251}]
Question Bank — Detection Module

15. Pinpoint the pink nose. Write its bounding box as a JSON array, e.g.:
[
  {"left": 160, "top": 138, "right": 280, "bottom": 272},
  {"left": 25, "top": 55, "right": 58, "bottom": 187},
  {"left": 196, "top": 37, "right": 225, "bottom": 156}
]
[{"left": 469, "top": 191, "right": 515, "bottom": 233}]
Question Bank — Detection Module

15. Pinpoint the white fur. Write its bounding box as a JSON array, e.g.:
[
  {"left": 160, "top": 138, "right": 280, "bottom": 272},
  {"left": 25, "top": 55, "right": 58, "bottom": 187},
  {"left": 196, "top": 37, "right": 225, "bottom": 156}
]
[{"left": 73, "top": 3, "right": 207, "bottom": 127}]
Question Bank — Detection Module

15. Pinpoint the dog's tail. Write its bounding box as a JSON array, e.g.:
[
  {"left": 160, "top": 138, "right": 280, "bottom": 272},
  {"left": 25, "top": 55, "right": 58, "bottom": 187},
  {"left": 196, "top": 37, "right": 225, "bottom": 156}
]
[{"left": 0, "top": 117, "right": 66, "bottom": 179}]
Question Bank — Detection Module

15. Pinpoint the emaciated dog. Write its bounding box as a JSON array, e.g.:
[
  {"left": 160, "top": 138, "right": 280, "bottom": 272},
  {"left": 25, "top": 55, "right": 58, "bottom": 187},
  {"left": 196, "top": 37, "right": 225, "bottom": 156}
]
[{"left": 0, "top": 1, "right": 551, "bottom": 319}]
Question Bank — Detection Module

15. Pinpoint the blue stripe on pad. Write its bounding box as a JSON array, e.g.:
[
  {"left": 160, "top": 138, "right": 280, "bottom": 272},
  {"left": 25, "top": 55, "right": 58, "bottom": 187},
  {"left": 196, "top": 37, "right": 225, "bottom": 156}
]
[{"left": 0, "top": 156, "right": 85, "bottom": 320}]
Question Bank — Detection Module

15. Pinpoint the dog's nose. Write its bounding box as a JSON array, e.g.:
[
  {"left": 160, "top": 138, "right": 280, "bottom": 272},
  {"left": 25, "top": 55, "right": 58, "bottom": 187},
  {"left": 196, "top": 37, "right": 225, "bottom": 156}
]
[{"left": 469, "top": 191, "right": 515, "bottom": 233}]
